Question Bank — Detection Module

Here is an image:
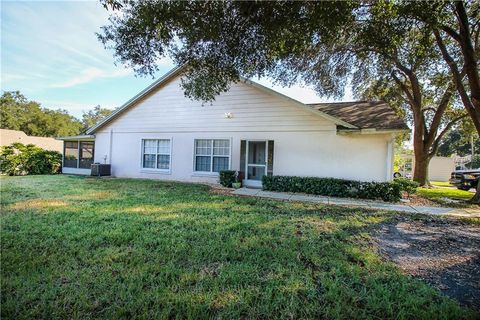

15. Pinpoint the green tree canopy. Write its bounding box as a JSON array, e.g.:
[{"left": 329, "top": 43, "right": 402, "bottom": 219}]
[
  {"left": 99, "top": 1, "right": 359, "bottom": 100},
  {"left": 0, "top": 91, "right": 82, "bottom": 137},
  {"left": 81, "top": 105, "right": 113, "bottom": 133}
]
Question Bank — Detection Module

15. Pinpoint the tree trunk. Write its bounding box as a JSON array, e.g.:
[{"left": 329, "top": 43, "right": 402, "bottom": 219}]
[
  {"left": 454, "top": 2, "right": 480, "bottom": 203},
  {"left": 412, "top": 114, "right": 430, "bottom": 186},
  {"left": 413, "top": 154, "right": 430, "bottom": 186},
  {"left": 470, "top": 182, "right": 480, "bottom": 204},
  {"left": 455, "top": 2, "right": 480, "bottom": 134}
]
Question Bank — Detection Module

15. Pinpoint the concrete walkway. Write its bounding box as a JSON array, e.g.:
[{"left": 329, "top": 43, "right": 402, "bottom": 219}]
[{"left": 232, "top": 188, "right": 480, "bottom": 218}]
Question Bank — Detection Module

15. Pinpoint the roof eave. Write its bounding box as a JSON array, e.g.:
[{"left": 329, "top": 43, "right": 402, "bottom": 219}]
[
  {"left": 56, "top": 135, "right": 95, "bottom": 141},
  {"left": 337, "top": 128, "right": 410, "bottom": 135}
]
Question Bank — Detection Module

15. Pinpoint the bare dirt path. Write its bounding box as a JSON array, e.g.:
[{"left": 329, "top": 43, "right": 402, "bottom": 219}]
[{"left": 375, "top": 217, "right": 480, "bottom": 310}]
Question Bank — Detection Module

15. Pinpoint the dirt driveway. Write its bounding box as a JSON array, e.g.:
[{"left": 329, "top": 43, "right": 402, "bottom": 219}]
[{"left": 375, "top": 217, "right": 480, "bottom": 310}]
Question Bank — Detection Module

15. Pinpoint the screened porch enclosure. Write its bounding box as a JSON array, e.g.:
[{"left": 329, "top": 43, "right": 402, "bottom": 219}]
[
  {"left": 58, "top": 135, "right": 95, "bottom": 175},
  {"left": 64, "top": 141, "right": 94, "bottom": 169}
]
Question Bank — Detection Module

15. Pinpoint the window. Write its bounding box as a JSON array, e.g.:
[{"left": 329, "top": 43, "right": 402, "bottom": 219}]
[
  {"left": 64, "top": 141, "right": 78, "bottom": 168},
  {"left": 194, "top": 139, "right": 230, "bottom": 173},
  {"left": 142, "top": 139, "right": 171, "bottom": 170}
]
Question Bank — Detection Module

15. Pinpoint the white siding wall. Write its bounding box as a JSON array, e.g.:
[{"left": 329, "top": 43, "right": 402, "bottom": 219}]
[
  {"left": 410, "top": 156, "right": 455, "bottom": 182},
  {"left": 94, "top": 76, "right": 393, "bottom": 183},
  {"left": 62, "top": 167, "right": 91, "bottom": 175},
  {"left": 96, "top": 76, "right": 336, "bottom": 133},
  {"left": 429, "top": 157, "right": 455, "bottom": 182}
]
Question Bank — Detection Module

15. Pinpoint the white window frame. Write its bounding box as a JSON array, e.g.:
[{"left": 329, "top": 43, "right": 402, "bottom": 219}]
[
  {"left": 193, "top": 139, "right": 231, "bottom": 174},
  {"left": 141, "top": 138, "right": 172, "bottom": 173}
]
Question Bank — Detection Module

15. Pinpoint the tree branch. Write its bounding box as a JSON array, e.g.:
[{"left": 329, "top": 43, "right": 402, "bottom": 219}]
[
  {"left": 434, "top": 29, "right": 480, "bottom": 133},
  {"left": 424, "top": 81, "right": 456, "bottom": 148},
  {"left": 391, "top": 49, "right": 422, "bottom": 108},
  {"left": 390, "top": 48, "right": 412, "bottom": 76},
  {"left": 455, "top": 1, "right": 480, "bottom": 132},
  {"left": 441, "top": 25, "right": 461, "bottom": 43},
  {"left": 391, "top": 71, "right": 415, "bottom": 107}
]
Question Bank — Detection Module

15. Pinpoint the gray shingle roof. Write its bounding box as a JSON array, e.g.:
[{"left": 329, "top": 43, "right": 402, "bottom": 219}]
[{"left": 308, "top": 101, "right": 409, "bottom": 131}]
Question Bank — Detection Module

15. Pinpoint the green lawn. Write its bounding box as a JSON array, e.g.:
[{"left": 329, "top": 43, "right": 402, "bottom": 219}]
[
  {"left": 430, "top": 181, "right": 453, "bottom": 187},
  {"left": 417, "top": 182, "right": 475, "bottom": 206},
  {"left": 1, "top": 175, "right": 476, "bottom": 319},
  {"left": 417, "top": 187, "right": 473, "bottom": 201}
]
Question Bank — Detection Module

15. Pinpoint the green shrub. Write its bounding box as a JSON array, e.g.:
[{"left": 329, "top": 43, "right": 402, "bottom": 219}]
[
  {"left": 262, "top": 175, "right": 402, "bottom": 202},
  {"left": 393, "top": 177, "right": 419, "bottom": 197},
  {"left": 0, "top": 143, "right": 62, "bottom": 176},
  {"left": 219, "top": 170, "right": 237, "bottom": 187}
]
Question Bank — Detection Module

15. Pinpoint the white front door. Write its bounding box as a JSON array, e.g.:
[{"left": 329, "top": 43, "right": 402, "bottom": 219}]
[{"left": 244, "top": 140, "right": 268, "bottom": 188}]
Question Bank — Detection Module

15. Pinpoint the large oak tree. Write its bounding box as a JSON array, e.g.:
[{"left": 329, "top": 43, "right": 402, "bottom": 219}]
[{"left": 408, "top": 1, "right": 480, "bottom": 202}]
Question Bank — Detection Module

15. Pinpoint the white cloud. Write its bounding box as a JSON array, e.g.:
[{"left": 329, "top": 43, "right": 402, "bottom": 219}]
[
  {"left": 2, "top": 1, "right": 122, "bottom": 89},
  {"left": 52, "top": 67, "right": 132, "bottom": 88},
  {"left": 1, "top": 73, "right": 27, "bottom": 83}
]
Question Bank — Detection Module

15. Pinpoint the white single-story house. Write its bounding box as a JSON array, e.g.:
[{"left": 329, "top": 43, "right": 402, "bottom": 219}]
[{"left": 58, "top": 66, "right": 408, "bottom": 187}]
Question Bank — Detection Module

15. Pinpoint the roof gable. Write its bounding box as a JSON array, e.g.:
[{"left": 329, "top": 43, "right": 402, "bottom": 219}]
[
  {"left": 86, "top": 66, "right": 407, "bottom": 134},
  {"left": 86, "top": 66, "right": 356, "bottom": 134}
]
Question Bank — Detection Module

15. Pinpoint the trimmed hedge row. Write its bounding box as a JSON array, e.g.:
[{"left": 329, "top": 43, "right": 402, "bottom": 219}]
[{"left": 262, "top": 175, "right": 403, "bottom": 202}]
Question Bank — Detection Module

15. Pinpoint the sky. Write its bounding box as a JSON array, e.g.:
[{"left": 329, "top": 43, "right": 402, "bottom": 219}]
[{"left": 1, "top": 0, "right": 353, "bottom": 119}]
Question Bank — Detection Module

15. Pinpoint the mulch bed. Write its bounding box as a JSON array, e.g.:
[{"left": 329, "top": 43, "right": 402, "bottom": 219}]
[
  {"left": 374, "top": 217, "right": 480, "bottom": 310},
  {"left": 404, "top": 194, "right": 441, "bottom": 207},
  {"left": 209, "top": 185, "right": 235, "bottom": 196}
]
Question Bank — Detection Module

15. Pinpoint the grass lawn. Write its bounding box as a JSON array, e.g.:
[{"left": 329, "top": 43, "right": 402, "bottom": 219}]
[
  {"left": 430, "top": 181, "right": 453, "bottom": 187},
  {"left": 417, "top": 186, "right": 473, "bottom": 201},
  {"left": 1, "top": 175, "right": 477, "bottom": 319},
  {"left": 417, "top": 182, "right": 475, "bottom": 207}
]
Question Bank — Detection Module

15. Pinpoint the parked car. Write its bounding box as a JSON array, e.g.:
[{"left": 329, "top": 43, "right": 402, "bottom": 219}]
[{"left": 449, "top": 169, "right": 480, "bottom": 191}]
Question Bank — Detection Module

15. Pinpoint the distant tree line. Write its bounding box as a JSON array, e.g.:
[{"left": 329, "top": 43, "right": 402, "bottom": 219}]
[{"left": 0, "top": 91, "right": 112, "bottom": 137}]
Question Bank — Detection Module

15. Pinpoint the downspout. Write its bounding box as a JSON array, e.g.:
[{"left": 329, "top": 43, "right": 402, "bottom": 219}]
[
  {"left": 108, "top": 129, "right": 113, "bottom": 165},
  {"left": 386, "top": 137, "right": 394, "bottom": 181},
  {"left": 77, "top": 140, "right": 80, "bottom": 169}
]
